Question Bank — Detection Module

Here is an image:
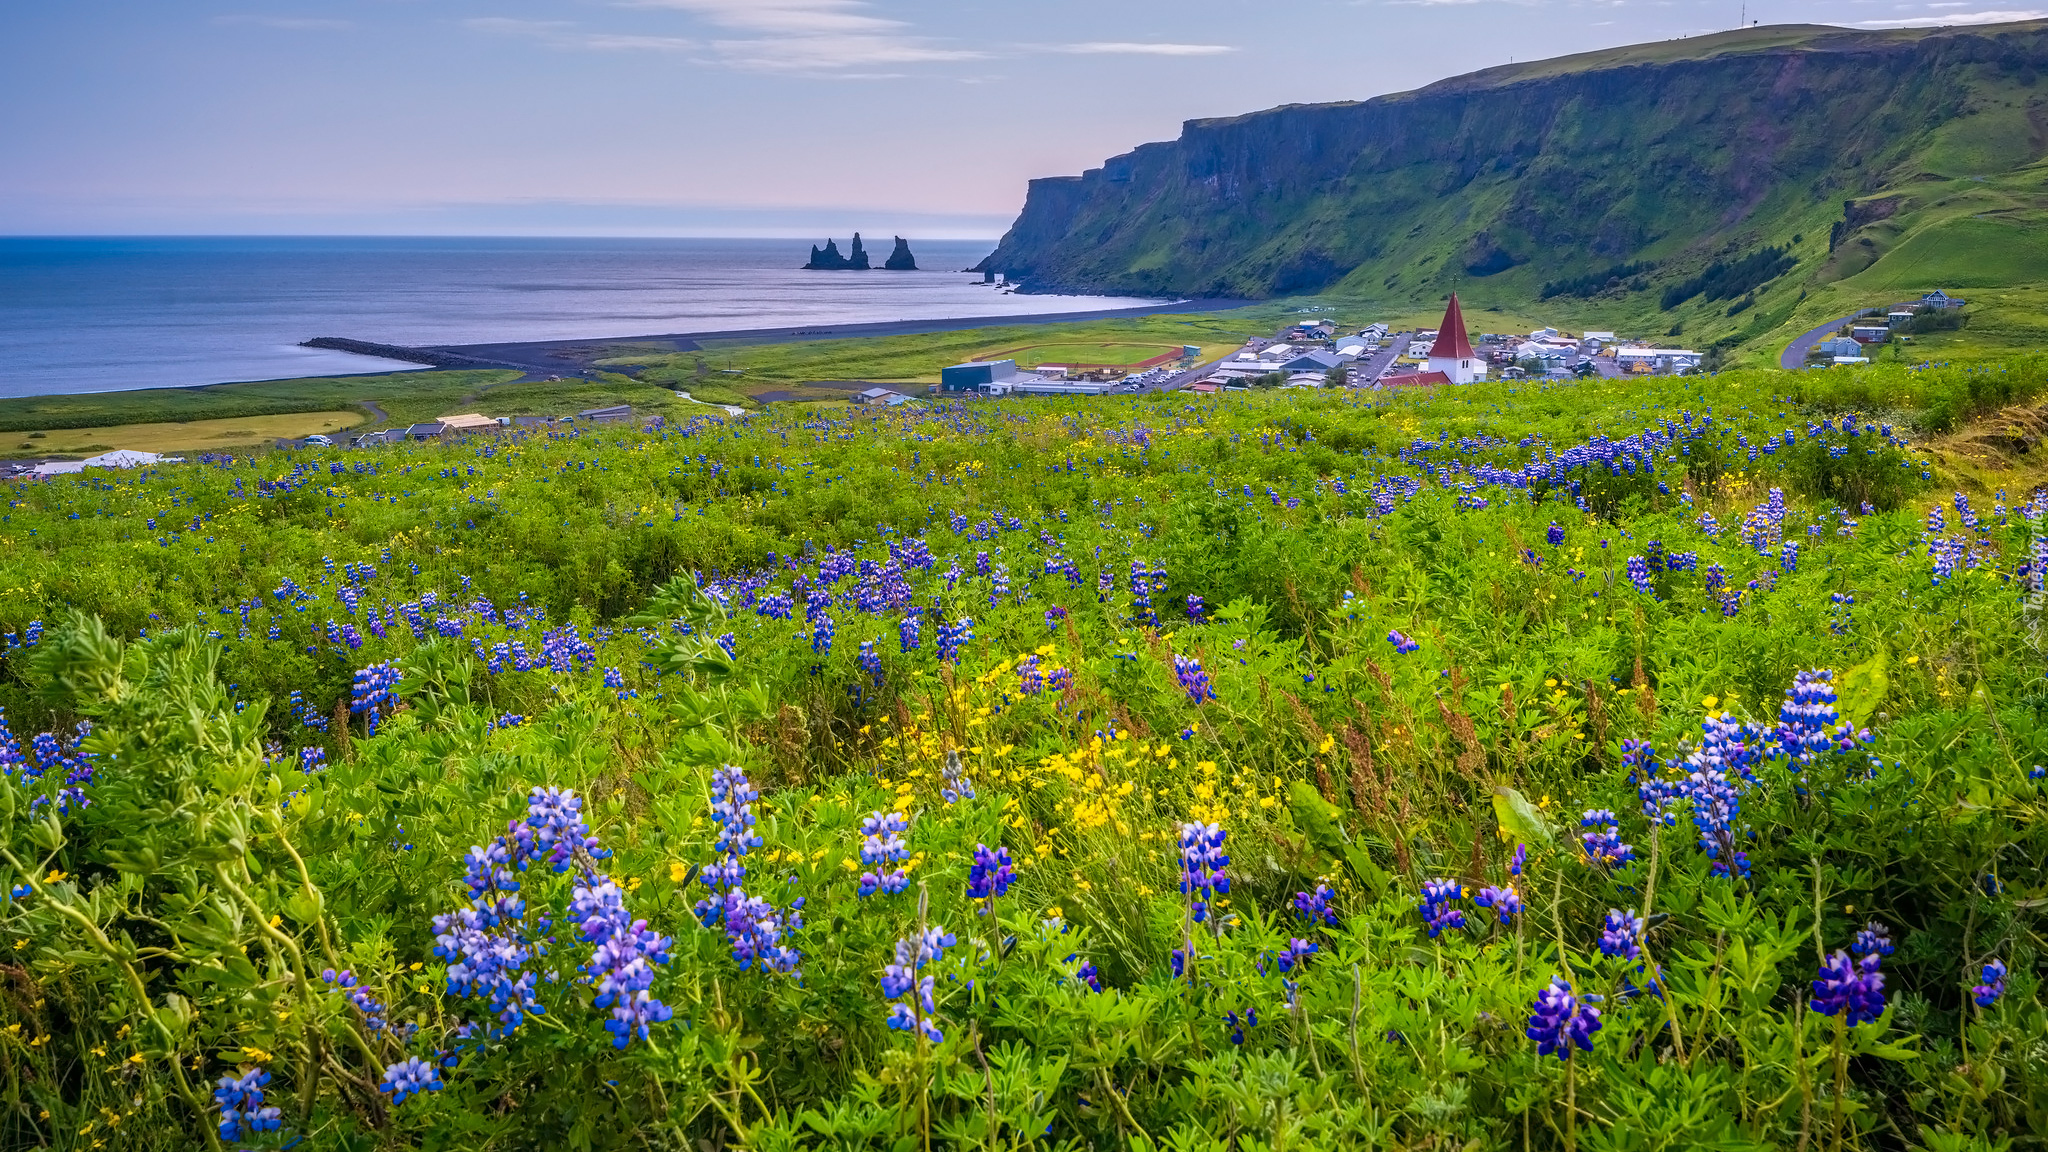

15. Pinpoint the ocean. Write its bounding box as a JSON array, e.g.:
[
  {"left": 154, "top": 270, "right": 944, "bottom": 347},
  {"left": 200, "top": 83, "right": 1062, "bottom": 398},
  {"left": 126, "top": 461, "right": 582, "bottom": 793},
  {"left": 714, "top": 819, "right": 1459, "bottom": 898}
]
[{"left": 0, "top": 237, "right": 1156, "bottom": 398}]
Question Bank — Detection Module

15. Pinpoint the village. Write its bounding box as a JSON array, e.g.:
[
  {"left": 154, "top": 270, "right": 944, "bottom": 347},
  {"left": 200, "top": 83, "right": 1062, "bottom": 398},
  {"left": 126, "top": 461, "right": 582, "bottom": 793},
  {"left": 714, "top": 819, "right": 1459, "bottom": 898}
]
[{"left": 926, "top": 293, "right": 1710, "bottom": 403}]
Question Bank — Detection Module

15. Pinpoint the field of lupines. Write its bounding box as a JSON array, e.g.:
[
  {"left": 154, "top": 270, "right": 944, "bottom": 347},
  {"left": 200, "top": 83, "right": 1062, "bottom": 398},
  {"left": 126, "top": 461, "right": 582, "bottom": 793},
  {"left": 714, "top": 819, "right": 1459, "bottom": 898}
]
[{"left": 1, "top": 359, "right": 2045, "bottom": 1150}]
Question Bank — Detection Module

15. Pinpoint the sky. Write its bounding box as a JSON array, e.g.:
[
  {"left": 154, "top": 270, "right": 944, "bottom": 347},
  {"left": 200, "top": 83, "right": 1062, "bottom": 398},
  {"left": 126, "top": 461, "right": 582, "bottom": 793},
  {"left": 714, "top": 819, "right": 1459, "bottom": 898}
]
[{"left": 1, "top": 1, "right": 2038, "bottom": 238}]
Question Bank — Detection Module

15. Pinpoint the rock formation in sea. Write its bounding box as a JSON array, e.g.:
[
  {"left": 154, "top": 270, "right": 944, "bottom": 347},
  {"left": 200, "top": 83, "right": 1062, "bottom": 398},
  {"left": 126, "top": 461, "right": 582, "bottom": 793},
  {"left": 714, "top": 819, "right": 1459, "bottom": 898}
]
[
  {"left": 884, "top": 237, "right": 917, "bottom": 271},
  {"left": 804, "top": 234, "right": 872, "bottom": 270}
]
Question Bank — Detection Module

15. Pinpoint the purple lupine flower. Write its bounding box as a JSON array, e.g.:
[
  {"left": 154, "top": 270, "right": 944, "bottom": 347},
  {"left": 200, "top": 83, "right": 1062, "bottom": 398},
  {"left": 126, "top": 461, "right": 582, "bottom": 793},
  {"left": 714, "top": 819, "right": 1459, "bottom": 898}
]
[
  {"left": 936, "top": 616, "right": 973, "bottom": 663},
  {"left": 941, "top": 748, "right": 975, "bottom": 804},
  {"left": 810, "top": 612, "right": 836, "bottom": 656},
  {"left": 857, "top": 811, "right": 910, "bottom": 897},
  {"left": 857, "top": 639, "right": 883, "bottom": 687},
  {"left": 1045, "top": 605, "right": 1069, "bottom": 632},
  {"left": 1526, "top": 976, "right": 1602, "bottom": 1059},
  {"left": 350, "top": 661, "right": 402, "bottom": 734},
  {"left": 1186, "top": 594, "right": 1207, "bottom": 623},
  {"left": 1473, "top": 883, "right": 1522, "bottom": 925},
  {"left": 882, "top": 926, "right": 956, "bottom": 1043},
  {"left": 215, "top": 1069, "right": 283, "bottom": 1141},
  {"left": 1973, "top": 959, "right": 2007, "bottom": 1007},
  {"left": 1225, "top": 1008, "right": 1258, "bottom": 1045},
  {"left": 1292, "top": 884, "right": 1339, "bottom": 928},
  {"left": 1173, "top": 654, "right": 1216, "bottom": 704},
  {"left": 898, "top": 614, "right": 922, "bottom": 652},
  {"left": 1852, "top": 922, "right": 1894, "bottom": 957},
  {"left": 1811, "top": 949, "right": 1885, "bottom": 1026},
  {"left": 1067, "top": 954, "right": 1103, "bottom": 993},
  {"left": 1016, "top": 655, "right": 1044, "bottom": 696},
  {"left": 1178, "top": 822, "right": 1230, "bottom": 923},
  {"left": 1387, "top": 630, "right": 1420, "bottom": 655},
  {"left": 379, "top": 1056, "right": 445, "bottom": 1105},
  {"left": 1625, "top": 555, "right": 1654, "bottom": 595},
  {"left": 1418, "top": 878, "right": 1465, "bottom": 937},
  {"left": 1599, "top": 909, "right": 1643, "bottom": 961},
  {"left": 1547, "top": 522, "right": 1565, "bottom": 546},
  {"left": 1579, "top": 809, "right": 1636, "bottom": 868},
  {"left": 967, "top": 843, "right": 1015, "bottom": 913},
  {"left": 571, "top": 873, "right": 678, "bottom": 1047}
]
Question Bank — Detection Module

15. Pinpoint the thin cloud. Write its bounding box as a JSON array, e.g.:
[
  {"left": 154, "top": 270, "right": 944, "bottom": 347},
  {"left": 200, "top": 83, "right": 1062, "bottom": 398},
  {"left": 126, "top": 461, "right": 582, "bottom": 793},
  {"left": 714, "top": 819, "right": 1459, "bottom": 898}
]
[
  {"left": 614, "top": 0, "right": 983, "bottom": 73},
  {"left": 1852, "top": 9, "right": 2043, "bottom": 25},
  {"left": 213, "top": 15, "right": 353, "bottom": 31},
  {"left": 465, "top": 18, "right": 696, "bottom": 53},
  {"left": 1057, "top": 42, "right": 1238, "bottom": 56}
]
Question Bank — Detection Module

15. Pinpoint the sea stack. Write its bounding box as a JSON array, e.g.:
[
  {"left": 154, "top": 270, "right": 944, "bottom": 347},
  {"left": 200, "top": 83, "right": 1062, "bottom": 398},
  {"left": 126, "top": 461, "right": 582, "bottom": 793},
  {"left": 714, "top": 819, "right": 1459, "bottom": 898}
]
[
  {"left": 803, "top": 234, "right": 874, "bottom": 270},
  {"left": 884, "top": 237, "right": 917, "bottom": 270}
]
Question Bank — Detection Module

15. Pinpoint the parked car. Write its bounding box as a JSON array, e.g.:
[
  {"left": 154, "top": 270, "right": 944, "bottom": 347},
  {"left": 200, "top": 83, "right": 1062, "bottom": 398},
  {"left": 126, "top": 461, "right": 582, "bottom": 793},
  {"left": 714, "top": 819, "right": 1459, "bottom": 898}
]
[{"left": 303, "top": 434, "right": 333, "bottom": 446}]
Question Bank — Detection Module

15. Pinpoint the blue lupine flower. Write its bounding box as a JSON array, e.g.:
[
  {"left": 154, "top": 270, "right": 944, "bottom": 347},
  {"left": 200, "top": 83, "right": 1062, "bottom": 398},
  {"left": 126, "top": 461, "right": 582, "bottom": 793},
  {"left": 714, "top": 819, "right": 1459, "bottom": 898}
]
[
  {"left": 858, "top": 811, "right": 911, "bottom": 897},
  {"left": 1973, "top": 959, "right": 2007, "bottom": 1007},
  {"left": 1292, "top": 884, "right": 1339, "bottom": 928},
  {"left": 1185, "top": 594, "right": 1206, "bottom": 623},
  {"left": 936, "top": 616, "right": 973, "bottom": 663},
  {"left": 967, "top": 843, "right": 1015, "bottom": 913},
  {"left": 1851, "top": 922, "right": 1893, "bottom": 957},
  {"left": 1599, "top": 909, "right": 1643, "bottom": 961},
  {"left": 941, "top": 748, "right": 976, "bottom": 803},
  {"left": 1579, "top": 809, "right": 1635, "bottom": 868},
  {"left": 1173, "top": 654, "right": 1216, "bottom": 704},
  {"left": 1178, "top": 822, "right": 1230, "bottom": 923},
  {"left": 1067, "top": 954, "right": 1103, "bottom": 992},
  {"left": 1547, "top": 522, "right": 1564, "bottom": 546},
  {"left": 857, "top": 639, "right": 883, "bottom": 687},
  {"left": 1526, "top": 976, "right": 1602, "bottom": 1059},
  {"left": 882, "top": 927, "right": 956, "bottom": 1043},
  {"left": 1224, "top": 1007, "right": 1259, "bottom": 1045},
  {"left": 1418, "top": 878, "right": 1465, "bottom": 937},
  {"left": 1473, "top": 883, "right": 1522, "bottom": 925},
  {"left": 1811, "top": 949, "right": 1885, "bottom": 1026},
  {"left": 379, "top": 1056, "right": 445, "bottom": 1105},
  {"left": 1386, "top": 629, "right": 1420, "bottom": 655},
  {"left": 215, "top": 1068, "right": 283, "bottom": 1141}
]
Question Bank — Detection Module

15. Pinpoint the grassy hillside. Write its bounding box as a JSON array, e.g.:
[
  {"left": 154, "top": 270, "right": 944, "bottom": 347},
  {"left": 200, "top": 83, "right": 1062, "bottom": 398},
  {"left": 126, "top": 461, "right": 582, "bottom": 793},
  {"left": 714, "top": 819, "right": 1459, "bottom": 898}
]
[
  {"left": 3, "top": 358, "right": 2047, "bottom": 1147},
  {"left": 979, "top": 20, "right": 2048, "bottom": 361}
]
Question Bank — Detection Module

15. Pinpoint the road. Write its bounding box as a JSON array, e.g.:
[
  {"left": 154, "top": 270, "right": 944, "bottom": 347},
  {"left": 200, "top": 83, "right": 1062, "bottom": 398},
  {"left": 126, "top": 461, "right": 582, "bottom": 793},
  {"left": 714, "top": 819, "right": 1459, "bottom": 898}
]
[
  {"left": 407, "top": 298, "right": 1256, "bottom": 381},
  {"left": 1780, "top": 313, "right": 1862, "bottom": 370},
  {"left": 1352, "top": 333, "right": 1415, "bottom": 384}
]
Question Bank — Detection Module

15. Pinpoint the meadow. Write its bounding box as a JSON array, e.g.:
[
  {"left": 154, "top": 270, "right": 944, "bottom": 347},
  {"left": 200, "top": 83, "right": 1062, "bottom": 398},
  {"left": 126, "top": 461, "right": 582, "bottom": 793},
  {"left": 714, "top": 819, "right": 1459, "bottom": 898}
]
[{"left": 0, "top": 355, "right": 2045, "bottom": 1150}]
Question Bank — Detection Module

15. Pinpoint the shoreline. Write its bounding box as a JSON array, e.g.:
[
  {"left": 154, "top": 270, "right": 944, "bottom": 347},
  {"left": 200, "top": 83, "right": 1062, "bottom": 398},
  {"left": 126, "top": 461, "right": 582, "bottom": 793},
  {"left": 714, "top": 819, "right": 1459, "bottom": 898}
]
[{"left": 314, "top": 297, "right": 1255, "bottom": 382}]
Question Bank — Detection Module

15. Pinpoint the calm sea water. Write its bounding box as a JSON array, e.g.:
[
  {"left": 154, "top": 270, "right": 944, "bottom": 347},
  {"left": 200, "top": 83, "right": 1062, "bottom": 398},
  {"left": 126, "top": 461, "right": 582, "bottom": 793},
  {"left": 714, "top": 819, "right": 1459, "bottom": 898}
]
[{"left": 0, "top": 237, "right": 1152, "bottom": 397}]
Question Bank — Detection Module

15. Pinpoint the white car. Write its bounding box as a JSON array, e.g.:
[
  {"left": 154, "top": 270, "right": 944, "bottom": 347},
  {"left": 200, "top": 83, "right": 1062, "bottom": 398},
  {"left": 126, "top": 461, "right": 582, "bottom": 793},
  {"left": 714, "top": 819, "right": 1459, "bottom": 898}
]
[{"left": 303, "top": 434, "right": 333, "bottom": 446}]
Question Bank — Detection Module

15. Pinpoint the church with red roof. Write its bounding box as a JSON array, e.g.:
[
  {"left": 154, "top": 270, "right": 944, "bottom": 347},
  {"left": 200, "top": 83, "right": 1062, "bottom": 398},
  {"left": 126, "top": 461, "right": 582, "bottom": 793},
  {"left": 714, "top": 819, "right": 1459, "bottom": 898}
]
[{"left": 1424, "top": 293, "right": 1486, "bottom": 384}]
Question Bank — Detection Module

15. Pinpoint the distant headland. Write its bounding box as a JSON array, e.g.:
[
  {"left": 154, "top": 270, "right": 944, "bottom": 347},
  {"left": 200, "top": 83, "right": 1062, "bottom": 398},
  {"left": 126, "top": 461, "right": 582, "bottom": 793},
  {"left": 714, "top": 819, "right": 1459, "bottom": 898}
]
[{"left": 804, "top": 234, "right": 917, "bottom": 270}]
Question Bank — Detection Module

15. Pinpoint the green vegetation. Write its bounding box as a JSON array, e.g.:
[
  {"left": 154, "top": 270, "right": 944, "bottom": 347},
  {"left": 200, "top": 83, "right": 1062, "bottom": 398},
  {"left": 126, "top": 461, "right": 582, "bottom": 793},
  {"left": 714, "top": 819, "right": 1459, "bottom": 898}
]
[
  {"left": 974, "top": 342, "right": 1181, "bottom": 368},
  {"left": 1, "top": 356, "right": 2045, "bottom": 1148},
  {"left": 0, "top": 370, "right": 519, "bottom": 435},
  {"left": 978, "top": 20, "right": 2048, "bottom": 365}
]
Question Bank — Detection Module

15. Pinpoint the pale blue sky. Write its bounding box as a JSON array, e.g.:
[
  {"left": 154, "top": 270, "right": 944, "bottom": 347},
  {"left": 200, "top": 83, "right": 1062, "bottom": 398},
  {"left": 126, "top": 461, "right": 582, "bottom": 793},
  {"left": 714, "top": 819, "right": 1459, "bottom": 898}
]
[{"left": 1, "top": 1, "right": 2034, "bottom": 236}]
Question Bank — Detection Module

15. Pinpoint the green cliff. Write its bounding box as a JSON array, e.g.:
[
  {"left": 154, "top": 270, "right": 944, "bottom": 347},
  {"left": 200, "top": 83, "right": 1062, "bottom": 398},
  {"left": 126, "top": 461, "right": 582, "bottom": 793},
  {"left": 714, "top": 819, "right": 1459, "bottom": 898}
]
[{"left": 979, "top": 21, "right": 2048, "bottom": 345}]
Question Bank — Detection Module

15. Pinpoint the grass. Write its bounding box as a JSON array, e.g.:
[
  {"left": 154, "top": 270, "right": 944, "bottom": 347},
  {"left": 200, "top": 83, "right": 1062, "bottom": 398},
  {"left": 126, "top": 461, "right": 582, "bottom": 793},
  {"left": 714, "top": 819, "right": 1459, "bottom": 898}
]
[
  {"left": 6, "top": 411, "right": 366, "bottom": 457},
  {"left": 0, "top": 370, "right": 520, "bottom": 435},
  {"left": 972, "top": 342, "right": 1182, "bottom": 368}
]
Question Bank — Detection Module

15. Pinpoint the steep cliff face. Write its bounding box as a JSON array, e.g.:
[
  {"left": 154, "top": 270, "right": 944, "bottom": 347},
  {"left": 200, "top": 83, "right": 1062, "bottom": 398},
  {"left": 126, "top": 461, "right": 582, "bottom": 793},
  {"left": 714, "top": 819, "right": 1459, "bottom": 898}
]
[{"left": 978, "top": 21, "right": 2048, "bottom": 301}]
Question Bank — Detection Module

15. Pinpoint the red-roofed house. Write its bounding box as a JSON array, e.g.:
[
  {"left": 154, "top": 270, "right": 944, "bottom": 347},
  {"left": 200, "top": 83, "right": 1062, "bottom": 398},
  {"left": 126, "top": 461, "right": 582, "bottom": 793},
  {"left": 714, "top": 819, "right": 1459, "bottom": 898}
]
[
  {"left": 1425, "top": 294, "right": 1485, "bottom": 384},
  {"left": 1378, "top": 370, "right": 1452, "bottom": 389}
]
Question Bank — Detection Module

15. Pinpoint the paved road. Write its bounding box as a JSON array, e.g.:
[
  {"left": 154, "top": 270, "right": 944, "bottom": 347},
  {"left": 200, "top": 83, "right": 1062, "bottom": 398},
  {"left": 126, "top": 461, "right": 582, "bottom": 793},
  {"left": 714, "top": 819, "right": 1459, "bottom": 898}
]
[
  {"left": 1353, "top": 333, "right": 1415, "bottom": 384},
  {"left": 1780, "top": 313, "right": 1862, "bottom": 370}
]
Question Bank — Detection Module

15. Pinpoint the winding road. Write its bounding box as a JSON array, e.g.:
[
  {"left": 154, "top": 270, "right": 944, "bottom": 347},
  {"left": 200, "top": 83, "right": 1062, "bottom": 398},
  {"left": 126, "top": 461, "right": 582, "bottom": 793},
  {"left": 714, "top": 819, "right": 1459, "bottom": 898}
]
[{"left": 1780, "top": 313, "right": 1863, "bottom": 370}]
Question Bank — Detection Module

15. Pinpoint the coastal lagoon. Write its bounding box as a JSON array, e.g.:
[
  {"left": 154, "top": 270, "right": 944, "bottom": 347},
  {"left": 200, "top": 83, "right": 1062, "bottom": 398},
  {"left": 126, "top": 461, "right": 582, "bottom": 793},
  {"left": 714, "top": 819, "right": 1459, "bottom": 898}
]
[{"left": 0, "top": 237, "right": 1154, "bottom": 397}]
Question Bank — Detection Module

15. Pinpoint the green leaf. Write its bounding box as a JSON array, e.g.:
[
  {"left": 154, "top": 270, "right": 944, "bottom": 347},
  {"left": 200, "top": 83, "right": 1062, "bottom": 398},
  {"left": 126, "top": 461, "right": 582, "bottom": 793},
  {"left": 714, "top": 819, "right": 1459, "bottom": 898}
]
[
  {"left": 1837, "top": 648, "right": 1888, "bottom": 729},
  {"left": 1489, "top": 785, "right": 1554, "bottom": 848}
]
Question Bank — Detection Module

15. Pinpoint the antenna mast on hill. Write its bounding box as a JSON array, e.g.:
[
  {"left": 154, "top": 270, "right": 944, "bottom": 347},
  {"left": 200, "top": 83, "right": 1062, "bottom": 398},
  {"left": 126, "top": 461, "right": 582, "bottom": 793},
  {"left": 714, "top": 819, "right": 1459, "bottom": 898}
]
[{"left": 1740, "top": 2, "right": 1746, "bottom": 28}]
